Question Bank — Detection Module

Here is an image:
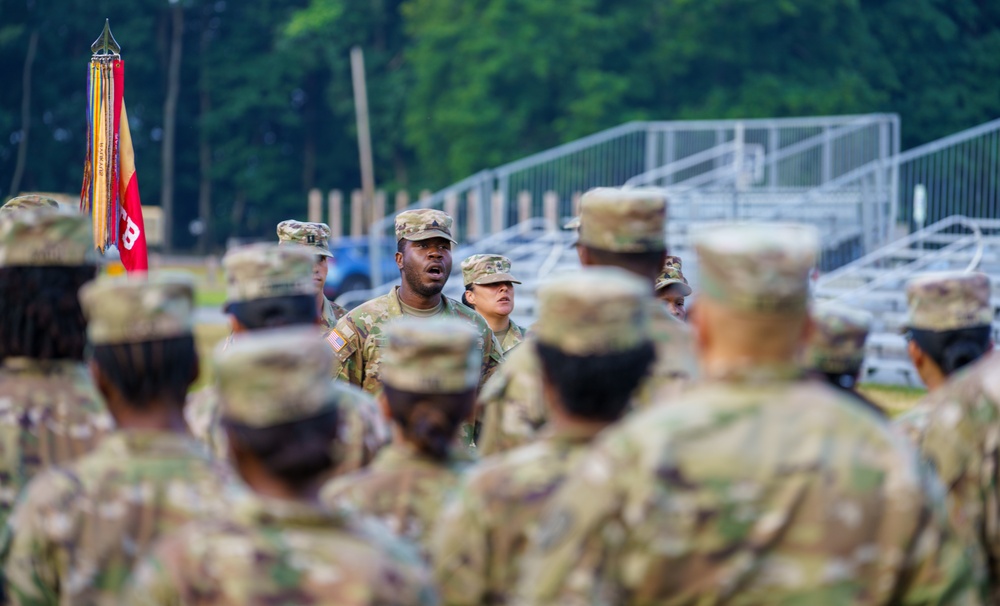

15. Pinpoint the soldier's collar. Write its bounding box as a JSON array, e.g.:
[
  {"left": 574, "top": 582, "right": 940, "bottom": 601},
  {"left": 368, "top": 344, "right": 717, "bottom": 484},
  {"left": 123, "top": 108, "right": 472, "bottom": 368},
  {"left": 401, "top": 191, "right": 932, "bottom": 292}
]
[
  {"left": 703, "top": 361, "right": 804, "bottom": 384},
  {"left": 235, "top": 492, "right": 350, "bottom": 528},
  {"left": 102, "top": 430, "right": 212, "bottom": 458}
]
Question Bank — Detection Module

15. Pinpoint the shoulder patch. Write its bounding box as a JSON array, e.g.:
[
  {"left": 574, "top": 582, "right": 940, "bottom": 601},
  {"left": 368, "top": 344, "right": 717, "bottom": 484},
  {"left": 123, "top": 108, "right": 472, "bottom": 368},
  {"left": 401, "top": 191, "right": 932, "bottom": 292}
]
[{"left": 326, "top": 329, "right": 348, "bottom": 352}]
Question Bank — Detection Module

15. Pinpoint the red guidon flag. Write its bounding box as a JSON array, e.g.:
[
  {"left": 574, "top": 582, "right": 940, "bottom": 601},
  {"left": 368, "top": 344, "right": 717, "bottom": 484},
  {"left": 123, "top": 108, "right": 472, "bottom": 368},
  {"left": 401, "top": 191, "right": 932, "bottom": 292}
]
[{"left": 116, "top": 102, "right": 148, "bottom": 272}]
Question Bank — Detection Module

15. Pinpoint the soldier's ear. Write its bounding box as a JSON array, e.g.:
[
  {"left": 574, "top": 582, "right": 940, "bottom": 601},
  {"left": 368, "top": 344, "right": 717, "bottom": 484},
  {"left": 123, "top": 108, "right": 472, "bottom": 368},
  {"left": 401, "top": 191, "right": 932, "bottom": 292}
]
[{"left": 395, "top": 250, "right": 404, "bottom": 270}]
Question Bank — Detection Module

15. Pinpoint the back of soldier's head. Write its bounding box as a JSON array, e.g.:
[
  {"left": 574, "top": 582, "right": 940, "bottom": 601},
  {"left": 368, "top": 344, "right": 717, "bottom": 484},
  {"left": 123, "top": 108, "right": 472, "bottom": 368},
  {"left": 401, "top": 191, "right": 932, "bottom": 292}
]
[
  {"left": 0, "top": 208, "right": 97, "bottom": 361},
  {"left": 222, "top": 243, "right": 318, "bottom": 330},
  {"left": 80, "top": 273, "right": 198, "bottom": 407},
  {"left": 534, "top": 267, "right": 655, "bottom": 422},
  {"left": 573, "top": 188, "right": 668, "bottom": 281},
  {"left": 805, "top": 301, "right": 873, "bottom": 389},
  {"left": 215, "top": 327, "right": 341, "bottom": 489}
]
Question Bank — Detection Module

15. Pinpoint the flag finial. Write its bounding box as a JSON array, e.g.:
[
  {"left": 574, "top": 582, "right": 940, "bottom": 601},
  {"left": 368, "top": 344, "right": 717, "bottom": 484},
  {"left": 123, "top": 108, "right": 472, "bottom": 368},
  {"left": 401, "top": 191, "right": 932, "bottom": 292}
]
[{"left": 90, "top": 19, "right": 121, "bottom": 57}]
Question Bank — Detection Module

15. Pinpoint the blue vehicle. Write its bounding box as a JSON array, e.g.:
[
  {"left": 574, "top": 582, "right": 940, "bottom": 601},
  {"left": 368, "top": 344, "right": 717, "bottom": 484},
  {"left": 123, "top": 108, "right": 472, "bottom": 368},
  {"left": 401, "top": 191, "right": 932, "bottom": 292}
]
[{"left": 323, "top": 237, "right": 398, "bottom": 300}]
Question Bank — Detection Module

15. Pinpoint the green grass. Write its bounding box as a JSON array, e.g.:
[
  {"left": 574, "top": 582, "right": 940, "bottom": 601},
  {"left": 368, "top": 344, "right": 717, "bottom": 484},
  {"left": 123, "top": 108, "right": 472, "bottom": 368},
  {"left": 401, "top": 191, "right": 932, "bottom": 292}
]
[{"left": 858, "top": 383, "right": 926, "bottom": 417}]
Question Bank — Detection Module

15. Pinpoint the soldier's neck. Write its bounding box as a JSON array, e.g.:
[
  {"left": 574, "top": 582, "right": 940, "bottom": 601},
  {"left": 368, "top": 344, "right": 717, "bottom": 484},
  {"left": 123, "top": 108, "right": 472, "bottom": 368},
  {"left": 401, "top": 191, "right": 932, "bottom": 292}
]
[
  {"left": 397, "top": 285, "right": 443, "bottom": 311},
  {"left": 111, "top": 400, "right": 191, "bottom": 433},
  {"left": 481, "top": 312, "right": 510, "bottom": 335}
]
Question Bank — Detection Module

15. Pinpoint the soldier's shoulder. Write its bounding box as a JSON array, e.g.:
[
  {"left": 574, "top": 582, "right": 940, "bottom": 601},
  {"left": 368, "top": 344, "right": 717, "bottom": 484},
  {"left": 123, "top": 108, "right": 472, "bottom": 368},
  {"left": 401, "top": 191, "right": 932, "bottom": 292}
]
[
  {"left": 447, "top": 297, "right": 491, "bottom": 330},
  {"left": 465, "top": 440, "right": 556, "bottom": 493},
  {"left": 346, "top": 292, "right": 398, "bottom": 329}
]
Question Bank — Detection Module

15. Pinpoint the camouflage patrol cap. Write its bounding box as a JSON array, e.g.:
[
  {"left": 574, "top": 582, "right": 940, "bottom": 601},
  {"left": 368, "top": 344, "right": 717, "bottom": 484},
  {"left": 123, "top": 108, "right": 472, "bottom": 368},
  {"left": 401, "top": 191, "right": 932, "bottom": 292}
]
[
  {"left": 0, "top": 207, "right": 96, "bottom": 267},
  {"left": 654, "top": 255, "right": 692, "bottom": 296},
  {"left": 215, "top": 327, "right": 336, "bottom": 427},
  {"left": 0, "top": 194, "right": 60, "bottom": 215},
  {"left": 904, "top": 271, "right": 992, "bottom": 332},
  {"left": 276, "top": 220, "right": 333, "bottom": 258},
  {"left": 461, "top": 254, "right": 521, "bottom": 287},
  {"left": 380, "top": 317, "right": 481, "bottom": 394},
  {"left": 806, "top": 301, "right": 873, "bottom": 374},
  {"left": 693, "top": 222, "right": 818, "bottom": 314},
  {"left": 80, "top": 273, "right": 194, "bottom": 344},
  {"left": 535, "top": 267, "right": 650, "bottom": 355},
  {"left": 394, "top": 208, "right": 456, "bottom": 244},
  {"left": 571, "top": 188, "right": 666, "bottom": 252},
  {"left": 223, "top": 242, "right": 316, "bottom": 303}
]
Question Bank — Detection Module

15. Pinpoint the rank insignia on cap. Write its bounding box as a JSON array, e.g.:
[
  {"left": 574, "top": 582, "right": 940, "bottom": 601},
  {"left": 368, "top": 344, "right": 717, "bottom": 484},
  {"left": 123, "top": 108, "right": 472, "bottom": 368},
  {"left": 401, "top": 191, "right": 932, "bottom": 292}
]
[
  {"left": 325, "top": 329, "right": 347, "bottom": 352},
  {"left": 431, "top": 220, "right": 440, "bottom": 228},
  {"left": 307, "top": 234, "right": 316, "bottom": 244}
]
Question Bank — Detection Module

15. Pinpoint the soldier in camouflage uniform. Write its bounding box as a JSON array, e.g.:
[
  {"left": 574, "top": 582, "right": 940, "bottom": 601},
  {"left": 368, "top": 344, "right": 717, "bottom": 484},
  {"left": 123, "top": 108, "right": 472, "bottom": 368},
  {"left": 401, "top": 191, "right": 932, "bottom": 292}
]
[
  {"left": 515, "top": 223, "right": 986, "bottom": 605},
  {"left": 329, "top": 209, "right": 503, "bottom": 395},
  {"left": 186, "top": 242, "right": 389, "bottom": 473},
  {"left": 1, "top": 274, "right": 229, "bottom": 605},
  {"left": 476, "top": 188, "right": 696, "bottom": 455},
  {"left": 125, "top": 327, "right": 437, "bottom": 605},
  {"left": 321, "top": 318, "right": 480, "bottom": 553},
  {"left": 654, "top": 254, "right": 692, "bottom": 321},
  {"left": 461, "top": 254, "right": 526, "bottom": 354},
  {"left": 433, "top": 268, "right": 656, "bottom": 606},
  {"left": 0, "top": 209, "right": 113, "bottom": 533},
  {"left": 277, "top": 219, "right": 347, "bottom": 328},
  {"left": 0, "top": 194, "right": 61, "bottom": 214},
  {"left": 805, "top": 301, "right": 883, "bottom": 415}
]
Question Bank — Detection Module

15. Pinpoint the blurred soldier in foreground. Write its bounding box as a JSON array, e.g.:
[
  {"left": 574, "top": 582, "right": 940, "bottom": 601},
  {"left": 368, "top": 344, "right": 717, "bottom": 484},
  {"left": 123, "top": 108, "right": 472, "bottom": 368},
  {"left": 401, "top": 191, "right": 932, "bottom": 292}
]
[
  {"left": 0, "top": 209, "right": 113, "bottom": 531},
  {"left": 330, "top": 209, "right": 502, "bottom": 394},
  {"left": 433, "top": 268, "right": 655, "bottom": 605},
  {"left": 0, "top": 194, "right": 60, "bottom": 214},
  {"left": 805, "top": 301, "right": 883, "bottom": 415},
  {"left": 516, "top": 223, "right": 986, "bottom": 605},
  {"left": 125, "top": 328, "right": 437, "bottom": 605},
  {"left": 186, "top": 242, "right": 388, "bottom": 473},
  {"left": 461, "top": 254, "right": 526, "bottom": 354},
  {"left": 901, "top": 271, "right": 993, "bottom": 392},
  {"left": 277, "top": 219, "right": 347, "bottom": 327},
  {"left": 895, "top": 271, "right": 1000, "bottom": 598},
  {"left": 477, "top": 187, "right": 696, "bottom": 455},
  {"left": 2, "top": 274, "right": 228, "bottom": 605},
  {"left": 322, "top": 318, "right": 479, "bottom": 553},
  {"left": 654, "top": 254, "right": 692, "bottom": 321}
]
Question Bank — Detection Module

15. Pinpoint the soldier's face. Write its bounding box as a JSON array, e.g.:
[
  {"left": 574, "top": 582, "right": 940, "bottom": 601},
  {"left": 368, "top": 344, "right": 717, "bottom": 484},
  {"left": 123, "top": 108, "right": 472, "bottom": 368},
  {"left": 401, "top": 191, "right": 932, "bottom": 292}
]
[
  {"left": 469, "top": 282, "right": 515, "bottom": 317},
  {"left": 313, "top": 256, "right": 329, "bottom": 291},
  {"left": 658, "top": 290, "right": 686, "bottom": 321},
  {"left": 398, "top": 237, "right": 453, "bottom": 297}
]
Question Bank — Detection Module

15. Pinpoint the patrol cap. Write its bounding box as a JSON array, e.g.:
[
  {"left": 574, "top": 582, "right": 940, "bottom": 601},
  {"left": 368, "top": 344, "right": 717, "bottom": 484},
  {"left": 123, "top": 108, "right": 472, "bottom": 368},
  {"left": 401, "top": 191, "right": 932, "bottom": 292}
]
[
  {"left": 461, "top": 254, "right": 521, "bottom": 287},
  {"left": 223, "top": 242, "right": 316, "bottom": 303},
  {"left": 80, "top": 273, "right": 194, "bottom": 344},
  {"left": 215, "top": 327, "right": 336, "bottom": 427},
  {"left": 0, "top": 207, "right": 96, "bottom": 267},
  {"left": 654, "top": 255, "right": 692, "bottom": 296},
  {"left": 693, "top": 222, "right": 818, "bottom": 314},
  {"left": 276, "top": 220, "right": 333, "bottom": 258},
  {"left": 570, "top": 188, "right": 666, "bottom": 252},
  {"left": 904, "top": 271, "right": 992, "bottom": 332},
  {"left": 806, "top": 301, "right": 873, "bottom": 375},
  {"left": 535, "top": 267, "right": 651, "bottom": 355},
  {"left": 394, "top": 208, "right": 456, "bottom": 244},
  {"left": 0, "top": 194, "right": 60, "bottom": 215},
  {"left": 380, "top": 318, "right": 481, "bottom": 394}
]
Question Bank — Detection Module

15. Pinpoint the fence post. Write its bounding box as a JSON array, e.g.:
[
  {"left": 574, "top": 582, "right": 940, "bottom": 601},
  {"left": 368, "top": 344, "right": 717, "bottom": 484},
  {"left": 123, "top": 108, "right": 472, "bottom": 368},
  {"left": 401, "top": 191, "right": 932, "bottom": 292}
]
[
  {"left": 328, "top": 190, "right": 342, "bottom": 237},
  {"left": 543, "top": 191, "right": 558, "bottom": 230},
  {"left": 518, "top": 191, "right": 531, "bottom": 229},
  {"left": 395, "top": 190, "right": 410, "bottom": 214},
  {"left": 374, "top": 189, "right": 386, "bottom": 226},
  {"left": 308, "top": 188, "right": 322, "bottom": 223},
  {"left": 572, "top": 192, "right": 582, "bottom": 219},
  {"left": 419, "top": 190, "right": 432, "bottom": 203},
  {"left": 350, "top": 189, "right": 363, "bottom": 237},
  {"left": 491, "top": 191, "right": 504, "bottom": 233},
  {"left": 444, "top": 192, "right": 459, "bottom": 239},
  {"left": 467, "top": 190, "right": 480, "bottom": 240}
]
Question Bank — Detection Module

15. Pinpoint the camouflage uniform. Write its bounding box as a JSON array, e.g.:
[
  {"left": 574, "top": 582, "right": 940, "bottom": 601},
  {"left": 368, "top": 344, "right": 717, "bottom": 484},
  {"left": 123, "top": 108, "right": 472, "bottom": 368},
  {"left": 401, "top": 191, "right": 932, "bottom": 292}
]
[
  {"left": 277, "top": 219, "right": 347, "bottom": 325},
  {"left": 477, "top": 189, "right": 695, "bottom": 455},
  {"left": 805, "top": 301, "right": 873, "bottom": 377},
  {"left": 0, "top": 209, "right": 112, "bottom": 531},
  {"left": 127, "top": 327, "right": 437, "bottom": 605},
  {"left": 322, "top": 318, "right": 481, "bottom": 552},
  {"left": 461, "top": 254, "right": 526, "bottom": 354},
  {"left": 433, "top": 268, "right": 651, "bottom": 606},
  {"left": 654, "top": 254, "right": 692, "bottom": 295},
  {"left": 185, "top": 243, "right": 389, "bottom": 468},
  {"left": 1, "top": 274, "right": 229, "bottom": 605},
  {"left": 516, "top": 223, "right": 986, "bottom": 605},
  {"left": 329, "top": 210, "right": 503, "bottom": 395},
  {"left": 0, "top": 194, "right": 60, "bottom": 215}
]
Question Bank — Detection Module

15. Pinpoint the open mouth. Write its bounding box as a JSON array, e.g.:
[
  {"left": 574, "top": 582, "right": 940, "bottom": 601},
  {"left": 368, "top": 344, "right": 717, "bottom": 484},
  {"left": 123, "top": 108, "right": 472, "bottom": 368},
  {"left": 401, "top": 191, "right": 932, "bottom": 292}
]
[
  {"left": 426, "top": 265, "right": 445, "bottom": 280},
  {"left": 498, "top": 296, "right": 511, "bottom": 303}
]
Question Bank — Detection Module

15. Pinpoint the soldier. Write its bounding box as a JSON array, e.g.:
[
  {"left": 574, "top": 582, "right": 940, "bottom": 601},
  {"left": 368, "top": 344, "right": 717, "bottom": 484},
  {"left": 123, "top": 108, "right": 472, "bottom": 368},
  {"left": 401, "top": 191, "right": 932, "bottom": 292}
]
[
  {"left": 0, "top": 194, "right": 60, "bottom": 214},
  {"left": 321, "top": 317, "right": 479, "bottom": 553},
  {"left": 432, "top": 268, "right": 655, "bottom": 605},
  {"left": 900, "top": 271, "right": 993, "bottom": 392},
  {"left": 654, "top": 254, "right": 692, "bottom": 321},
  {"left": 186, "top": 242, "right": 389, "bottom": 474},
  {"left": 1, "top": 274, "right": 229, "bottom": 605},
  {"left": 124, "top": 327, "right": 438, "bottom": 605},
  {"left": 277, "top": 219, "right": 347, "bottom": 328},
  {"left": 329, "top": 209, "right": 503, "bottom": 395},
  {"left": 460, "top": 254, "right": 526, "bottom": 354},
  {"left": 476, "top": 187, "right": 696, "bottom": 455},
  {"left": 516, "top": 223, "right": 986, "bottom": 605},
  {"left": 805, "top": 300, "right": 883, "bottom": 415},
  {"left": 0, "top": 208, "right": 113, "bottom": 532}
]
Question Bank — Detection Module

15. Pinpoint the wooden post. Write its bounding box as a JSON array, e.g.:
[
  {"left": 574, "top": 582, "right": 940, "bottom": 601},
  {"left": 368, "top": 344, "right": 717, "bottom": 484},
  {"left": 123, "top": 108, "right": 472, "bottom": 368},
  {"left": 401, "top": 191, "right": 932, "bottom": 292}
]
[
  {"left": 350, "top": 189, "right": 363, "bottom": 237},
  {"left": 350, "top": 47, "right": 375, "bottom": 233},
  {"left": 518, "top": 191, "right": 532, "bottom": 228},
  {"left": 394, "top": 190, "right": 410, "bottom": 213},
  {"left": 444, "top": 192, "right": 459, "bottom": 234},
  {"left": 543, "top": 191, "right": 558, "bottom": 230},
  {"left": 308, "top": 188, "right": 322, "bottom": 223},
  {"left": 467, "top": 190, "right": 480, "bottom": 240},
  {"left": 374, "top": 189, "right": 386, "bottom": 226},
  {"left": 328, "top": 190, "right": 343, "bottom": 237},
  {"left": 491, "top": 191, "right": 504, "bottom": 233}
]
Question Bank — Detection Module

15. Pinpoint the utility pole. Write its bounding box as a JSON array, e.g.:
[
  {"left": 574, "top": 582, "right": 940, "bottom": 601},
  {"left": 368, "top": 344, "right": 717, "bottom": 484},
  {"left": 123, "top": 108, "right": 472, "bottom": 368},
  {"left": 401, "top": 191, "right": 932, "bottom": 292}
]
[{"left": 350, "top": 46, "right": 375, "bottom": 234}]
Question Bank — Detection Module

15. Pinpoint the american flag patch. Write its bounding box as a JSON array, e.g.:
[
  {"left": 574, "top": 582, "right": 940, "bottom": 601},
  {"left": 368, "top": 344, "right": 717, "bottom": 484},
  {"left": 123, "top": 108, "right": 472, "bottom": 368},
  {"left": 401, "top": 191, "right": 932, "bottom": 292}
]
[{"left": 326, "top": 329, "right": 347, "bottom": 352}]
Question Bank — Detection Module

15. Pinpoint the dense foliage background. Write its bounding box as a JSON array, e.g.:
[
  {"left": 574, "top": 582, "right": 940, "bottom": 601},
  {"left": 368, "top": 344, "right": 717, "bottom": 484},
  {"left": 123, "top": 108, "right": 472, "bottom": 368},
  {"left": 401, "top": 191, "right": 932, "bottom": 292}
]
[{"left": 1, "top": 0, "right": 998, "bottom": 250}]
